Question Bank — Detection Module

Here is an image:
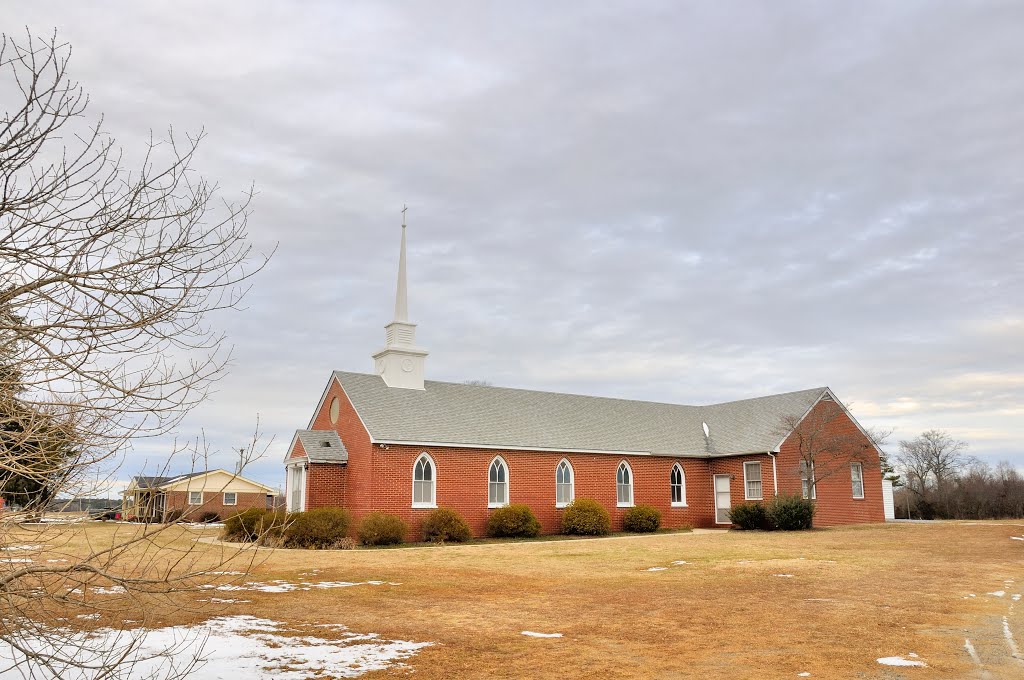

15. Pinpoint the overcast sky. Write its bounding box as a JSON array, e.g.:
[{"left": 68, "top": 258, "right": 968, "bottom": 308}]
[{"left": 9, "top": 1, "right": 1023, "bottom": 490}]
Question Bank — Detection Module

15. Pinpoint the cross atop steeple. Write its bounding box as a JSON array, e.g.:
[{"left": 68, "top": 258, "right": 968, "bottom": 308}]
[{"left": 372, "top": 206, "right": 428, "bottom": 390}]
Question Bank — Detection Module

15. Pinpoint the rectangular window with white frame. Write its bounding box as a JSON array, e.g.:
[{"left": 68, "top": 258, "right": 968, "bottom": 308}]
[
  {"left": 223, "top": 492, "right": 237, "bottom": 506},
  {"left": 188, "top": 491, "right": 203, "bottom": 505},
  {"left": 800, "top": 461, "right": 816, "bottom": 500},
  {"left": 743, "top": 461, "right": 763, "bottom": 500},
  {"left": 851, "top": 462, "right": 865, "bottom": 499}
]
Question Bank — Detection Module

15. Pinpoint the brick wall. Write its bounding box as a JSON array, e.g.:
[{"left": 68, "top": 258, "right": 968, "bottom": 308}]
[
  {"left": 774, "top": 400, "right": 886, "bottom": 526},
  {"left": 310, "top": 377, "right": 374, "bottom": 512},
  {"left": 165, "top": 490, "right": 269, "bottom": 520}
]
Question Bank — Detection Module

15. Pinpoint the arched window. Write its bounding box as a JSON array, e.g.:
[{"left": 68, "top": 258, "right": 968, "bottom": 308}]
[
  {"left": 616, "top": 461, "right": 633, "bottom": 507},
  {"left": 555, "top": 459, "right": 574, "bottom": 507},
  {"left": 412, "top": 453, "right": 436, "bottom": 508},
  {"left": 488, "top": 457, "right": 509, "bottom": 507},
  {"left": 671, "top": 463, "right": 686, "bottom": 506}
]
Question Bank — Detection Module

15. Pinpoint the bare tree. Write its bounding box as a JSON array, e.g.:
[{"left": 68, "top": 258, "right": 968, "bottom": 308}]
[
  {"left": 1, "top": 30, "right": 275, "bottom": 677},
  {"left": 778, "top": 398, "right": 888, "bottom": 499},
  {"left": 895, "top": 429, "right": 975, "bottom": 517}
]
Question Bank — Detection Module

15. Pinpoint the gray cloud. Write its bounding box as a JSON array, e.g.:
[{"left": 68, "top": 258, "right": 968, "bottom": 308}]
[{"left": 9, "top": 1, "right": 1023, "bottom": 487}]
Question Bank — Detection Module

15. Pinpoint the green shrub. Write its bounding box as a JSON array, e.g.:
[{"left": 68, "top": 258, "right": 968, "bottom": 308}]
[
  {"left": 623, "top": 504, "right": 661, "bottom": 533},
  {"left": 222, "top": 508, "right": 268, "bottom": 541},
  {"left": 358, "top": 512, "right": 407, "bottom": 546},
  {"left": 283, "top": 507, "right": 352, "bottom": 549},
  {"left": 486, "top": 504, "right": 541, "bottom": 538},
  {"left": 766, "top": 494, "right": 815, "bottom": 531},
  {"left": 561, "top": 498, "right": 611, "bottom": 536},
  {"left": 728, "top": 502, "right": 769, "bottom": 530},
  {"left": 422, "top": 507, "right": 472, "bottom": 543}
]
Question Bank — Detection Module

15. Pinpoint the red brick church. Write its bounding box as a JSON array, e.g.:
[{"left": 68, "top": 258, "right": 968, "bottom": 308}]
[{"left": 284, "top": 219, "right": 886, "bottom": 537}]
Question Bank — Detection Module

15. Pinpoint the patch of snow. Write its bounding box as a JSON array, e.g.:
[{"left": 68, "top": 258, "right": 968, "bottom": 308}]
[
  {"left": 92, "top": 586, "right": 126, "bottom": 595},
  {"left": 201, "top": 580, "right": 397, "bottom": 594},
  {"left": 797, "top": 673, "right": 811, "bottom": 677},
  {"left": 203, "top": 598, "right": 251, "bottom": 604},
  {"left": 670, "top": 561, "right": 689, "bottom": 565},
  {"left": 964, "top": 638, "right": 982, "bottom": 665},
  {"left": 521, "top": 631, "right": 562, "bottom": 638},
  {"left": 0, "top": 558, "right": 32, "bottom": 564},
  {"left": 181, "top": 522, "right": 226, "bottom": 528},
  {"left": 1013, "top": 594, "right": 1021, "bottom": 602},
  {"left": 1004, "top": 616, "right": 1021, "bottom": 659},
  {"left": 0, "top": 615, "right": 430, "bottom": 679},
  {"left": 2, "top": 545, "right": 42, "bottom": 551},
  {"left": 645, "top": 567, "right": 667, "bottom": 572},
  {"left": 876, "top": 656, "right": 927, "bottom": 667},
  {"left": 76, "top": 614, "right": 100, "bottom": 620},
  {"left": 987, "top": 591, "right": 1006, "bottom": 597},
  {"left": 773, "top": 574, "right": 794, "bottom": 578},
  {"left": 46, "top": 559, "right": 68, "bottom": 563},
  {"left": 1010, "top": 536, "right": 1024, "bottom": 541}
]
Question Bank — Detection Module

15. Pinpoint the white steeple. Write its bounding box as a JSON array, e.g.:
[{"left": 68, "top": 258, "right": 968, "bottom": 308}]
[{"left": 372, "top": 206, "right": 428, "bottom": 390}]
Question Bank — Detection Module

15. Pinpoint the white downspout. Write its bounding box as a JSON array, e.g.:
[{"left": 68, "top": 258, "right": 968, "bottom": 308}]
[{"left": 767, "top": 452, "right": 779, "bottom": 497}]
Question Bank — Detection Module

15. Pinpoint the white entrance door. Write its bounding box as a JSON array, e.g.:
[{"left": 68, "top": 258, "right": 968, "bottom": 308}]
[{"left": 714, "top": 475, "right": 732, "bottom": 524}]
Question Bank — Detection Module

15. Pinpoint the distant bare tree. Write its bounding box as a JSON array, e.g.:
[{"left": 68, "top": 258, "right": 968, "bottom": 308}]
[
  {"left": 895, "top": 429, "right": 976, "bottom": 517},
  {"left": 778, "top": 398, "right": 888, "bottom": 499},
  {"left": 1, "top": 30, "right": 274, "bottom": 677}
]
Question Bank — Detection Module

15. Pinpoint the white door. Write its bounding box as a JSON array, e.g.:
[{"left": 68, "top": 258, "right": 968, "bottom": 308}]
[
  {"left": 882, "top": 479, "right": 895, "bottom": 521},
  {"left": 714, "top": 475, "right": 732, "bottom": 524}
]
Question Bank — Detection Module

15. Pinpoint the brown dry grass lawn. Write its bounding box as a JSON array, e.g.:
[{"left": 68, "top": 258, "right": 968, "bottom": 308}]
[{"left": 11, "top": 520, "right": 1024, "bottom": 679}]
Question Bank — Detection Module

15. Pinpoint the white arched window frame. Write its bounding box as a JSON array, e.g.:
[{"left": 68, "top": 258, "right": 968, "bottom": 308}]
[
  {"left": 670, "top": 463, "right": 687, "bottom": 507},
  {"left": 555, "top": 459, "right": 574, "bottom": 508},
  {"left": 488, "top": 456, "right": 509, "bottom": 508},
  {"left": 616, "top": 461, "right": 634, "bottom": 508},
  {"left": 412, "top": 453, "right": 436, "bottom": 508}
]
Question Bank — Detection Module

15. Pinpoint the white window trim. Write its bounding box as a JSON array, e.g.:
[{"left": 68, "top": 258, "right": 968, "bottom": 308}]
[
  {"left": 670, "top": 463, "right": 687, "bottom": 507},
  {"left": 487, "top": 456, "right": 509, "bottom": 509},
  {"left": 188, "top": 491, "right": 203, "bottom": 506},
  {"left": 851, "top": 462, "right": 865, "bottom": 499},
  {"left": 743, "top": 461, "right": 763, "bottom": 501},
  {"left": 555, "top": 458, "right": 575, "bottom": 508},
  {"left": 223, "top": 492, "right": 237, "bottom": 506},
  {"left": 713, "top": 474, "right": 732, "bottom": 525},
  {"left": 801, "top": 460, "right": 816, "bottom": 500},
  {"left": 616, "top": 460, "right": 634, "bottom": 508},
  {"left": 412, "top": 452, "right": 437, "bottom": 509}
]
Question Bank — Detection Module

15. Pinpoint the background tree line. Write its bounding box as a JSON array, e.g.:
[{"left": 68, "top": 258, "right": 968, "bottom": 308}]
[{"left": 893, "top": 429, "right": 1024, "bottom": 520}]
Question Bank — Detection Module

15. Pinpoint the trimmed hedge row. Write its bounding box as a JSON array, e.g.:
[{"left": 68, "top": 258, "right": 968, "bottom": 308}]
[{"left": 728, "top": 494, "right": 815, "bottom": 531}]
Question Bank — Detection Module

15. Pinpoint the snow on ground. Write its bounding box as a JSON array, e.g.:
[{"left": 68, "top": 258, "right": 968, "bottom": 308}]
[
  {"left": 670, "top": 560, "right": 689, "bottom": 565},
  {"left": 987, "top": 591, "right": 1006, "bottom": 597},
  {"left": 876, "top": 655, "right": 927, "bottom": 667},
  {"left": 0, "top": 558, "right": 32, "bottom": 564},
  {"left": 773, "top": 574, "right": 795, "bottom": 578},
  {"left": 645, "top": 567, "right": 667, "bottom": 572},
  {"left": 0, "top": 615, "right": 430, "bottom": 679},
  {"left": 200, "top": 580, "right": 400, "bottom": 593},
  {"left": 2, "top": 545, "right": 42, "bottom": 551},
  {"left": 1011, "top": 536, "right": 1024, "bottom": 541},
  {"left": 521, "top": 631, "right": 562, "bottom": 638}
]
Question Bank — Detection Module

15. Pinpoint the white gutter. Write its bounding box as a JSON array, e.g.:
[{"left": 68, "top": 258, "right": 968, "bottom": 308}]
[{"left": 767, "top": 451, "right": 779, "bottom": 497}]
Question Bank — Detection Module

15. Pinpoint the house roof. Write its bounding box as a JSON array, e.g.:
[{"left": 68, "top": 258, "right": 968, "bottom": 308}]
[
  {"left": 329, "top": 371, "right": 829, "bottom": 457},
  {"left": 129, "top": 472, "right": 206, "bottom": 490},
  {"left": 127, "top": 470, "right": 278, "bottom": 494},
  {"left": 291, "top": 429, "right": 348, "bottom": 463}
]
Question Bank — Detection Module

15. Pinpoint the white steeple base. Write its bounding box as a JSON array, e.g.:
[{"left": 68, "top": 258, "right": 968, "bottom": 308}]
[{"left": 373, "top": 321, "right": 428, "bottom": 390}]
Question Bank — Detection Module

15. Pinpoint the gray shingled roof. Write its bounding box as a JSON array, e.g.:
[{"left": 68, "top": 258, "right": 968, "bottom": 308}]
[
  {"left": 130, "top": 472, "right": 206, "bottom": 489},
  {"left": 332, "top": 371, "right": 827, "bottom": 457},
  {"left": 294, "top": 429, "right": 348, "bottom": 463}
]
